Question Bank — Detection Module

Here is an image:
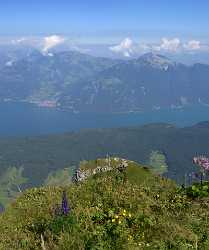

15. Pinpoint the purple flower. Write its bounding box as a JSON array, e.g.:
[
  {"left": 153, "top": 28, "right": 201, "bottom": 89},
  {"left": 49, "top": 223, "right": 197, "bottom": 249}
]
[
  {"left": 193, "top": 156, "right": 209, "bottom": 171},
  {"left": 61, "top": 191, "right": 70, "bottom": 215}
]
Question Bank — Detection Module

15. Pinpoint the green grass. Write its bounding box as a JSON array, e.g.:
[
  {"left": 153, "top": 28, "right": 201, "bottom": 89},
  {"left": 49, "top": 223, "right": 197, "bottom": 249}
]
[{"left": 1, "top": 159, "right": 209, "bottom": 249}]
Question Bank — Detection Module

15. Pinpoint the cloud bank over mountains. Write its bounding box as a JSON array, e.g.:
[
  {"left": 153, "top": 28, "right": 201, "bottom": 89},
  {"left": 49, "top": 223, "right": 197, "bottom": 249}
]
[
  {"left": 42, "top": 35, "right": 66, "bottom": 52},
  {"left": 109, "top": 37, "right": 207, "bottom": 57},
  {"left": 0, "top": 35, "right": 209, "bottom": 63},
  {"left": 183, "top": 40, "right": 201, "bottom": 50},
  {"left": 154, "top": 38, "right": 181, "bottom": 52},
  {"left": 4, "top": 35, "right": 66, "bottom": 53},
  {"left": 109, "top": 38, "right": 134, "bottom": 57}
]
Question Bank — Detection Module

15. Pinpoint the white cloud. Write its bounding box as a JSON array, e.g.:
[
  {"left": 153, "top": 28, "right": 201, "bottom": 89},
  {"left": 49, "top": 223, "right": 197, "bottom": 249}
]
[
  {"left": 155, "top": 38, "right": 181, "bottom": 52},
  {"left": 11, "top": 37, "right": 27, "bottom": 45},
  {"left": 153, "top": 38, "right": 202, "bottom": 53},
  {"left": 8, "top": 36, "right": 42, "bottom": 48},
  {"left": 110, "top": 37, "right": 184, "bottom": 57},
  {"left": 42, "top": 35, "right": 65, "bottom": 52},
  {"left": 184, "top": 40, "right": 201, "bottom": 50},
  {"left": 2, "top": 35, "right": 205, "bottom": 57},
  {"left": 109, "top": 38, "right": 134, "bottom": 57}
]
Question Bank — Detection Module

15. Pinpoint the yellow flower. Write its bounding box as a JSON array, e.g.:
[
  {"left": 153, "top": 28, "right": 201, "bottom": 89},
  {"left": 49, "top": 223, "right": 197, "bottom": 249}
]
[
  {"left": 112, "top": 219, "right": 115, "bottom": 222},
  {"left": 118, "top": 220, "right": 122, "bottom": 224},
  {"left": 128, "top": 213, "right": 132, "bottom": 218},
  {"left": 115, "top": 215, "right": 119, "bottom": 219},
  {"left": 122, "top": 209, "right": 127, "bottom": 216},
  {"left": 128, "top": 235, "right": 133, "bottom": 240}
]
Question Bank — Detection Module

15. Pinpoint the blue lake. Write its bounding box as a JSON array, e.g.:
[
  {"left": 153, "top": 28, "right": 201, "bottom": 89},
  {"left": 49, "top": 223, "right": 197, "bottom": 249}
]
[{"left": 1, "top": 102, "right": 209, "bottom": 136}]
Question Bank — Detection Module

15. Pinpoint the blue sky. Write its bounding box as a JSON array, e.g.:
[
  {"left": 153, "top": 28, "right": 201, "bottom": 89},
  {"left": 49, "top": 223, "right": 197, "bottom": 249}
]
[{"left": 1, "top": 0, "right": 209, "bottom": 43}]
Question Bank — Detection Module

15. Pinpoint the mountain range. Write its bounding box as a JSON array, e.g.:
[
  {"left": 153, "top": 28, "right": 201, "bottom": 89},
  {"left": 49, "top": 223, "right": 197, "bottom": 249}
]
[{"left": 1, "top": 49, "right": 209, "bottom": 112}]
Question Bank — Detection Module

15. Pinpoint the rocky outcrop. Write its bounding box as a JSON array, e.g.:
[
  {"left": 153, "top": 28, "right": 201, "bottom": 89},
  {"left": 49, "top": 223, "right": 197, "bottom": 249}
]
[{"left": 73, "top": 158, "right": 128, "bottom": 183}]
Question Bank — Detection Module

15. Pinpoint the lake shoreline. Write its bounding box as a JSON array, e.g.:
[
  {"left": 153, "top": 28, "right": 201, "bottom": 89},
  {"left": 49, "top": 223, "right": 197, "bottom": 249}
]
[{"left": 0, "top": 102, "right": 209, "bottom": 137}]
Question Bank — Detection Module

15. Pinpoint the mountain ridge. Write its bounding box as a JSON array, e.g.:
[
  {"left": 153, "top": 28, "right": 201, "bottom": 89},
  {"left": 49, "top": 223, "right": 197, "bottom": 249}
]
[
  {"left": 1, "top": 158, "right": 209, "bottom": 249},
  {"left": 1, "top": 50, "right": 209, "bottom": 112}
]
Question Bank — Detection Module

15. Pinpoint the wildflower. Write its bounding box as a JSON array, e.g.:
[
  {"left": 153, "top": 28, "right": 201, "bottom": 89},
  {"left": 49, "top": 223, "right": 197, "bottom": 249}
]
[
  {"left": 112, "top": 219, "right": 116, "bottom": 222},
  {"left": 128, "top": 213, "right": 132, "bottom": 218},
  {"left": 193, "top": 156, "right": 209, "bottom": 185},
  {"left": 61, "top": 190, "right": 70, "bottom": 215},
  {"left": 115, "top": 215, "right": 119, "bottom": 219},
  {"left": 118, "top": 220, "right": 122, "bottom": 224},
  {"left": 128, "top": 235, "right": 133, "bottom": 240},
  {"left": 193, "top": 156, "right": 209, "bottom": 171}
]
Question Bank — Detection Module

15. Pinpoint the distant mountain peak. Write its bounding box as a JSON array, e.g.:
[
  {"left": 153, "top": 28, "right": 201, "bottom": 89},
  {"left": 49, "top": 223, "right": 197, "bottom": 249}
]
[{"left": 137, "top": 52, "right": 175, "bottom": 70}]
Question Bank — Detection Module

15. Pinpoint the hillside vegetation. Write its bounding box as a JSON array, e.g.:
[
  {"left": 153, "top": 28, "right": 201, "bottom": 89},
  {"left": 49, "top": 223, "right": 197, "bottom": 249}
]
[
  {"left": 0, "top": 122, "right": 208, "bottom": 188},
  {"left": 1, "top": 159, "right": 209, "bottom": 249}
]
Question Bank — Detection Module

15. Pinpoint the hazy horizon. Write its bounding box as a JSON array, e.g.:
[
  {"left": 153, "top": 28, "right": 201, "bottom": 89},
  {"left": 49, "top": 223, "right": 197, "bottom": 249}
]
[{"left": 0, "top": 0, "right": 209, "bottom": 62}]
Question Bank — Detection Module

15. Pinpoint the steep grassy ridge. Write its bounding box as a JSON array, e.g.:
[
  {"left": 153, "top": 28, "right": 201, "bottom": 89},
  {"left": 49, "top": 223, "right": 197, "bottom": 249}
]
[{"left": 1, "top": 159, "right": 209, "bottom": 249}]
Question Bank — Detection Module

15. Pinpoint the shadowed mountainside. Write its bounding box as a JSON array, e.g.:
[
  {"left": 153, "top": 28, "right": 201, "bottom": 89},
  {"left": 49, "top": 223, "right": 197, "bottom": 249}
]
[{"left": 0, "top": 121, "right": 208, "bottom": 189}]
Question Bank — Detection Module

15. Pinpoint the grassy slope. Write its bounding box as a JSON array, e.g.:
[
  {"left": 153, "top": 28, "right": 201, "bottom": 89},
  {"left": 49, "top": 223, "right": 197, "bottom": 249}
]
[{"left": 1, "top": 159, "right": 209, "bottom": 249}]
